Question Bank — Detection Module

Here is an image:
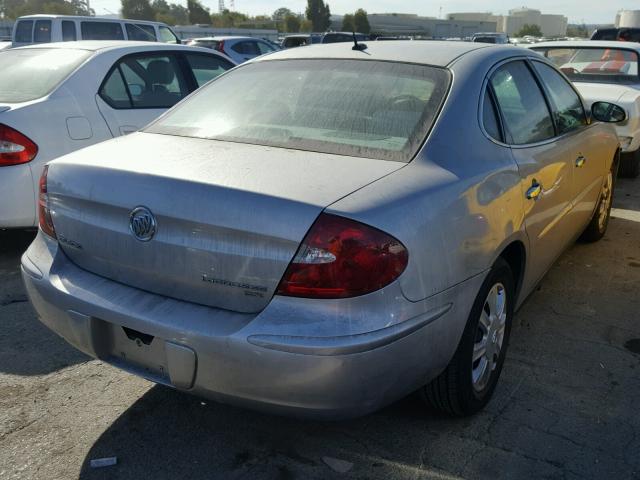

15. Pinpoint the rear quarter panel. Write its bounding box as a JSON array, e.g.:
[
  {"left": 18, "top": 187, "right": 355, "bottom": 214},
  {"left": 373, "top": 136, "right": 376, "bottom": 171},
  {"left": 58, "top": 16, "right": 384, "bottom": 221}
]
[{"left": 327, "top": 48, "right": 527, "bottom": 303}]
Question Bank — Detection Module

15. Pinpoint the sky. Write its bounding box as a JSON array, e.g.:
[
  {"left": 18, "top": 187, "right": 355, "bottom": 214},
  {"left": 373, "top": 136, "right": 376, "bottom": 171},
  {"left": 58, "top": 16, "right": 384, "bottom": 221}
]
[{"left": 89, "top": 0, "right": 640, "bottom": 25}]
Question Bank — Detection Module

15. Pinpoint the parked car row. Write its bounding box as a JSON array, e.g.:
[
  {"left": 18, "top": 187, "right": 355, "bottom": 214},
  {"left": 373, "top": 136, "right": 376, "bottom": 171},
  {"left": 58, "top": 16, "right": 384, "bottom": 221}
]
[{"left": 13, "top": 39, "right": 629, "bottom": 420}]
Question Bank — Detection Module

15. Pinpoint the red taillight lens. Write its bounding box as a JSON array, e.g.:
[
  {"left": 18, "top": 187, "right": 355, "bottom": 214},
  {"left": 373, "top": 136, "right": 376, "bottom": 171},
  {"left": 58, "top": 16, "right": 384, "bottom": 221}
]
[
  {"left": 38, "top": 165, "right": 56, "bottom": 238},
  {"left": 276, "top": 213, "right": 408, "bottom": 299},
  {"left": 0, "top": 124, "right": 38, "bottom": 167}
]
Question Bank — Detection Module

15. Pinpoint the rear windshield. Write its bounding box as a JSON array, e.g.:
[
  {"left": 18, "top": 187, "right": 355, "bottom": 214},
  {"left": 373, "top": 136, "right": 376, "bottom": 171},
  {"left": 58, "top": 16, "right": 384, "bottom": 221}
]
[
  {"left": 474, "top": 36, "right": 497, "bottom": 44},
  {"left": 533, "top": 47, "right": 639, "bottom": 83},
  {"left": 0, "top": 48, "right": 92, "bottom": 103},
  {"left": 147, "top": 59, "right": 450, "bottom": 162}
]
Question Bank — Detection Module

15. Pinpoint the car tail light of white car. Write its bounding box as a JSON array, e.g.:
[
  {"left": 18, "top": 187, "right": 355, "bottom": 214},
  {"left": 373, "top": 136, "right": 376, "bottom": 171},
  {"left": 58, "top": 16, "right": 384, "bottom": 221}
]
[
  {"left": 276, "top": 213, "right": 408, "bottom": 299},
  {"left": 0, "top": 123, "right": 38, "bottom": 167},
  {"left": 38, "top": 165, "right": 56, "bottom": 238}
]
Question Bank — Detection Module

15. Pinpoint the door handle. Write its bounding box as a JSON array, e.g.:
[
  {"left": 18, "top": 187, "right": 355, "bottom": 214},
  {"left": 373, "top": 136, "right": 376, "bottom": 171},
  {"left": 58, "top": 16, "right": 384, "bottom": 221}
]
[
  {"left": 575, "top": 155, "right": 586, "bottom": 168},
  {"left": 526, "top": 181, "right": 542, "bottom": 200}
]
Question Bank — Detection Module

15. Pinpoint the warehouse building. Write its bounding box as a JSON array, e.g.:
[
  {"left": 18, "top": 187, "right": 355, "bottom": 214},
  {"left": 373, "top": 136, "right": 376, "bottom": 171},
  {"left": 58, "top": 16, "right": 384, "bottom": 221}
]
[
  {"left": 331, "top": 13, "right": 497, "bottom": 38},
  {"left": 448, "top": 8, "right": 568, "bottom": 37}
]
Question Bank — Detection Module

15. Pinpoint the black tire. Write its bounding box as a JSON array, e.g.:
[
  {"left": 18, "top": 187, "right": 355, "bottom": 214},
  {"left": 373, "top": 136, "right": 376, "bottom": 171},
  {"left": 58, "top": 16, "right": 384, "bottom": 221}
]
[
  {"left": 580, "top": 159, "right": 617, "bottom": 243},
  {"left": 619, "top": 150, "right": 640, "bottom": 178},
  {"left": 421, "top": 258, "right": 515, "bottom": 416}
]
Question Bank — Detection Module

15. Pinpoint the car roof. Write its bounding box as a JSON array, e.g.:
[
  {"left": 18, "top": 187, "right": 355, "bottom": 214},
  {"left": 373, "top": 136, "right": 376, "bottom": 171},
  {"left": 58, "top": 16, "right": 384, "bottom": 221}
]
[
  {"left": 209, "top": 36, "right": 261, "bottom": 41},
  {"left": 530, "top": 40, "right": 640, "bottom": 52},
  {"left": 9, "top": 40, "right": 222, "bottom": 56},
  {"left": 254, "top": 40, "right": 502, "bottom": 67},
  {"left": 17, "top": 14, "right": 165, "bottom": 25}
]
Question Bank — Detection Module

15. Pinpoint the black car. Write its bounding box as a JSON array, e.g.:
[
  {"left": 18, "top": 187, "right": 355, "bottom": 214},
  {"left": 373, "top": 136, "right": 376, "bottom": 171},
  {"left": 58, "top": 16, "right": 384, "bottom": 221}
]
[{"left": 591, "top": 27, "right": 640, "bottom": 42}]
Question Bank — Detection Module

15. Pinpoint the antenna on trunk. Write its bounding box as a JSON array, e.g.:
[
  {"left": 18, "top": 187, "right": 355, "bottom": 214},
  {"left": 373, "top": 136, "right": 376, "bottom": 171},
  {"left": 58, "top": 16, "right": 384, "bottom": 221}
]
[{"left": 352, "top": 32, "right": 367, "bottom": 51}]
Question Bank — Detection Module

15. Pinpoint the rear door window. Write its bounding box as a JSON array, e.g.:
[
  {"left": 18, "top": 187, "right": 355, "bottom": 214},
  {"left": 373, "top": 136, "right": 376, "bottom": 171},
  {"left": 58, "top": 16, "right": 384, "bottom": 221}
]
[
  {"left": 81, "top": 22, "right": 124, "bottom": 40},
  {"left": 62, "top": 21, "right": 77, "bottom": 41},
  {"left": 100, "top": 68, "right": 131, "bottom": 108},
  {"left": 33, "top": 20, "right": 51, "bottom": 43},
  {"left": 490, "top": 61, "right": 555, "bottom": 145},
  {"left": 184, "top": 53, "right": 234, "bottom": 87},
  {"left": 14, "top": 20, "right": 33, "bottom": 43},
  {"left": 100, "top": 53, "right": 189, "bottom": 109},
  {"left": 482, "top": 89, "right": 502, "bottom": 142},
  {"left": 531, "top": 61, "right": 586, "bottom": 134},
  {"left": 126, "top": 23, "right": 156, "bottom": 41}
]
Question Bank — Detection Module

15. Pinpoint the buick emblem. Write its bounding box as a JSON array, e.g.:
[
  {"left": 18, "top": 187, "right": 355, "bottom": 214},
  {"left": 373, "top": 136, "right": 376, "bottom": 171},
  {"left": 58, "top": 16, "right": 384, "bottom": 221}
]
[{"left": 129, "top": 206, "right": 157, "bottom": 242}]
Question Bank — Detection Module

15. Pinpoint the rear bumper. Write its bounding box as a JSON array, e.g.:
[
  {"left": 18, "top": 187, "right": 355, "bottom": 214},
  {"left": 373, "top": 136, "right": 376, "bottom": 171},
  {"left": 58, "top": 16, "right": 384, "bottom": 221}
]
[
  {"left": 0, "top": 163, "right": 35, "bottom": 228},
  {"left": 22, "top": 232, "right": 484, "bottom": 419}
]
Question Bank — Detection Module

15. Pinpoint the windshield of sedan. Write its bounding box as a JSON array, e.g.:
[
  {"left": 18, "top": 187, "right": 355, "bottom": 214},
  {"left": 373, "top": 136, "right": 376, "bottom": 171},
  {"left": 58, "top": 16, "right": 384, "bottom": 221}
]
[
  {"left": 146, "top": 59, "right": 450, "bottom": 162},
  {"left": 0, "top": 48, "right": 92, "bottom": 103},
  {"left": 533, "top": 47, "right": 639, "bottom": 83}
]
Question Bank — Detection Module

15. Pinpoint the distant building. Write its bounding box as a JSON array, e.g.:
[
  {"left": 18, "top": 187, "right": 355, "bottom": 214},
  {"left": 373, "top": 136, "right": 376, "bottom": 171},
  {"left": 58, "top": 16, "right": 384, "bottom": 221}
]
[
  {"left": 331, "top": 13, "right": 497, "bottom": 38},
  {"left": 448, "top": 7, "right": 568, "bottom": 37},
  {"left": 615, "top": 10, "right": 640, "bottom": 28}
]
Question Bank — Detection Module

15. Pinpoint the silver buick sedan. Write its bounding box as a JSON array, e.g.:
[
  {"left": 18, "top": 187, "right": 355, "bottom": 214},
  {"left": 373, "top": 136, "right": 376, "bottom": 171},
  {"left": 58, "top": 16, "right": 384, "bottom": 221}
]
[{"left": 22, "top": 41, "right": 624, "bottom": 418}]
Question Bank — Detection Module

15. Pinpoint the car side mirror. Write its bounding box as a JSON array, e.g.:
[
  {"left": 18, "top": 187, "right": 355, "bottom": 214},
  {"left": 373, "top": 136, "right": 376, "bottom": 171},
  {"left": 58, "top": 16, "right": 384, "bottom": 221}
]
[
  {"left": 591, "top": 101, "right": 627, "bottom": 123},
  {"left": 128, "top": 84, "right": 143, "bottom": 97}
]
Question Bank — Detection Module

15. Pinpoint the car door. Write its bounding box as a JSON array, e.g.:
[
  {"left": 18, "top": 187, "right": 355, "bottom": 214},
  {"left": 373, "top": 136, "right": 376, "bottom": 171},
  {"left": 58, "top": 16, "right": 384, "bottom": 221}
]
[
  {"left": 529, "top": 60, "right": 605, "bottom": 230},
  {"left": 489, "top": 60, "right": 575, "bottom": 293},
  {"left": 96, "top": 52, "right": 190, "bottom": 136}
]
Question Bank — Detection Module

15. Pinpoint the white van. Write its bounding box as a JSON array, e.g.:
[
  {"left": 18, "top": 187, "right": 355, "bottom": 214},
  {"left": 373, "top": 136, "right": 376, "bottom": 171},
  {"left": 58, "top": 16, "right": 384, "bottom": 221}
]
[{"left": 12, "top": 15, "right": 180, "bottom": 47}]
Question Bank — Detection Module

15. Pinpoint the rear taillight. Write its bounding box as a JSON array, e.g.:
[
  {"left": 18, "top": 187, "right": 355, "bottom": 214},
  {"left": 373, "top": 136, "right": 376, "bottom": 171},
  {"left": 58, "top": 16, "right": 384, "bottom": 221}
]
[
  {"left": 38, "top": 165, "right": 56, "bottom": 238},
  {"left": 215, "top": 40, "right": 225, "bottom": 53},
  {"left": 0, "top": 124, "right": 38, "bottom": 167},
  {"left": 276, "top": 213, "right": 408, "bottom": 299}
]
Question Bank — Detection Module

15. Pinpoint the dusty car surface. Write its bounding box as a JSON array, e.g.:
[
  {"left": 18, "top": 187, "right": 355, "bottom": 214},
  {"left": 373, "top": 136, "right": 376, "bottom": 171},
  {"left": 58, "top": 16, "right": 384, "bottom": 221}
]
[
  {"left": 530, "top": 41, "right": 640, "bottom": 177},
  {"left": 22, "top": 41, "right": 624, "bottom": 419}
]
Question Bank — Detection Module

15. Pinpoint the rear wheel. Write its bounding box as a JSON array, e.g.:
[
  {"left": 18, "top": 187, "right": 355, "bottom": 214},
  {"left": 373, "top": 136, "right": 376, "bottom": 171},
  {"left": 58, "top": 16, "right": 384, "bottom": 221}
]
[
  {"left": 619, "top": 150, "right": 640, "bottom": 178},
  {"left": 580, "top": 162, "right": 615, "bottom": 243},
  {"left": 421, "top": 258, "right": 514, "bottom": 416}
]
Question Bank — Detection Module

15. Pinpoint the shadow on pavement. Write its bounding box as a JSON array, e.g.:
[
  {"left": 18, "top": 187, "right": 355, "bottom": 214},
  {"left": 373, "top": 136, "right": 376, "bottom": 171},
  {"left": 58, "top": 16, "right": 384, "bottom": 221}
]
[
  {"left": 78, "top": 385, "right": 450, "bottom": 480},
  {"left": 0, "top": 229, "right": 88, "bottom": 375}
]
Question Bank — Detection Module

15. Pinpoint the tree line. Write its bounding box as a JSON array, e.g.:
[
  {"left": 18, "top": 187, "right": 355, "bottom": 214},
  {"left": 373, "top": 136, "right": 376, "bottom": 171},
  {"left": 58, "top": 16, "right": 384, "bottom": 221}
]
[{"left": 0, "top": 0, "right": 371, "bottom": 35}]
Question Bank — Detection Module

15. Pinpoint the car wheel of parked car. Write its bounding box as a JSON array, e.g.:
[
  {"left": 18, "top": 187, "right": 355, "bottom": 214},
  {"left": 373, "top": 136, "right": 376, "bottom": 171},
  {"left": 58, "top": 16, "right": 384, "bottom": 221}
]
[
  {"left": 619, "top": 151, "right": 640, "bottom": 178},
  {"left": 421, "top": 258, "right": 514, "bottom": 416},
  {"left": 580, "top": 160, "right": 616, "bottom": 243}
]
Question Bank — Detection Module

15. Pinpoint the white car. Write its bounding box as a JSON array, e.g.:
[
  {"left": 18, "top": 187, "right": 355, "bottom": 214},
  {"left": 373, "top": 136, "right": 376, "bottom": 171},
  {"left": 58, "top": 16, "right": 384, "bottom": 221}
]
[
  {"left": 0, "top": 41, "right": 235, "bottom": 228},
  {"left": 186, "top": 36, "right": 280, "bottom": 64},
  {"left": 531, "top": 41, "right": 640, "bottom": 177},
  {"left": 11, "top": 15, "right": 182, "bottom": 47}
]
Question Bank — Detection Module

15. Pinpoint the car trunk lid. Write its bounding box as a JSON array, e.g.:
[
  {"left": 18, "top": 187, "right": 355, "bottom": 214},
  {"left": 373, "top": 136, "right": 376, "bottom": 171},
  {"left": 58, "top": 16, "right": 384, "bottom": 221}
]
[{"left": 47, "top": 132, "right": 404, "bottom": 313}]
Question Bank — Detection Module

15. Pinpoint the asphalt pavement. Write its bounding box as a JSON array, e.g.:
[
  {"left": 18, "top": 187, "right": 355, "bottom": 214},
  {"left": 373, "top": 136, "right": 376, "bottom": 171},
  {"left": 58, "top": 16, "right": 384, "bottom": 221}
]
[{"left": 1, "top": 177, "right": 639, "bottom": 480}]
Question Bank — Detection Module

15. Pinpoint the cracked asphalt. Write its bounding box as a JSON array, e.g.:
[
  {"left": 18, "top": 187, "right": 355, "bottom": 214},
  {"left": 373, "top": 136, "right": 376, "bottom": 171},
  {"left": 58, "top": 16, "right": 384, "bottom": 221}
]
[{"left": 1, "top": 177, "right": 640, "bottom": 480}]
